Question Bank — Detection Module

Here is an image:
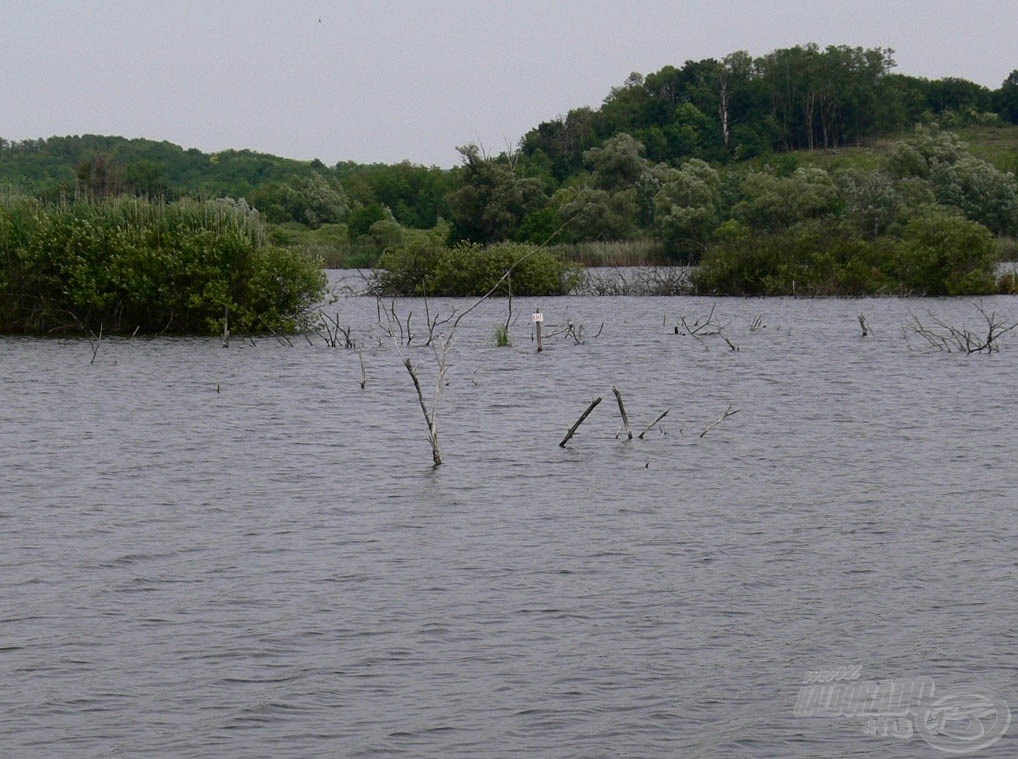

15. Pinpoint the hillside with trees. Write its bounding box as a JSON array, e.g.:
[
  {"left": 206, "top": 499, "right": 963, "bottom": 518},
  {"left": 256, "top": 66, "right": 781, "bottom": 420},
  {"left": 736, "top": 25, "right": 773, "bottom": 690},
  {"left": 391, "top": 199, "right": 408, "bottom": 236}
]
[{"left": 3, "top": 43, "right": 1018, "bottom": 298}]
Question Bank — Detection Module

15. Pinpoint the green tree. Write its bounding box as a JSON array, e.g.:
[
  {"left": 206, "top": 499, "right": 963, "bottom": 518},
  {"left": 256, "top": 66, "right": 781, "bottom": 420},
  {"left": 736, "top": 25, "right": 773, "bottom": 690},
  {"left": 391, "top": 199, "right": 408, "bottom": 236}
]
[
  {"left": 246, "top": 172, "right": 349, "bottom": 227},
  {"left": 995, "top": 70, "right": 1018, "bottom": 123},
  {"left": 583, "top": 133, "right": 648, "bottom": 191},
  {"left": 835, "top": 168, "right": 903, "bottom": 238},
  {"left": 930, "top": 155, "right": 1018, "bottom": 236},
  {"left": 123, "top": 160, "right": 170, "bottom": 198},
  {"left": 558, "top": 186, "right": 638, "bottom": 241},
  {"left": 894, "top": 211, "right": 997, "bottom": 295},
  {"left": 653, "top": 159, "right": 722, "bottom": 259},
  {"left": 734, "top": 167, "right": 841, "bottom": 230},
  {"left": 347, "top": 202, "right": 389, "bottom": 240},
  {"left": 885, "top": 126, "right": 968, "bottom": 179},
  {"left": 445, "top": 144, "right": 546, "bottom": 244}
]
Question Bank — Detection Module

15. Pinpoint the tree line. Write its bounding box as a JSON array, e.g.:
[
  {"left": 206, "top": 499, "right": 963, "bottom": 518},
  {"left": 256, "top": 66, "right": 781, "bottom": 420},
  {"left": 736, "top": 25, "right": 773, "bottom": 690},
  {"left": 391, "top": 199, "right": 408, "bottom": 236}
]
[{"left": 2, "top": 43, "right": 1017, "bottom": 297}]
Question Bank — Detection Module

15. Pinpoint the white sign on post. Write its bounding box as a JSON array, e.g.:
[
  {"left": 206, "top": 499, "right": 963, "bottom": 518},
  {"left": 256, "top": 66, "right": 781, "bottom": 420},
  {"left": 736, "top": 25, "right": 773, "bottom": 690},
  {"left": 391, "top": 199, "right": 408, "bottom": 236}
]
[{"left": 532, "top": 312, "right": 544, "bottom": 323}]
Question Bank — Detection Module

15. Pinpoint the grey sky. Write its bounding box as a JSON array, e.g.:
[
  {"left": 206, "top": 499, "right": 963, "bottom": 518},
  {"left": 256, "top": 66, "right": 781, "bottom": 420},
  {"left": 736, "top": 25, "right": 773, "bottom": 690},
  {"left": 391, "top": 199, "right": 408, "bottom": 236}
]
[{"left": 2, "top": 0, "right": 1015, "bottom": 167}]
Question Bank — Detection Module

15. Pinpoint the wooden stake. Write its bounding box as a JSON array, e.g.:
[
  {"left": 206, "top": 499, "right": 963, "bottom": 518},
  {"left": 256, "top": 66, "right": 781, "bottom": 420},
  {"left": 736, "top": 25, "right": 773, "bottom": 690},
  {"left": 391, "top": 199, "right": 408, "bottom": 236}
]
[
  {"left": 559, "top": 397, "right": 602, "bottom": 448},
  {"left": 534, "top": 308, "right": 544, "bottom": 353},
  {"left": 611, "top": 385, "right": 633, "bottom": 439}
]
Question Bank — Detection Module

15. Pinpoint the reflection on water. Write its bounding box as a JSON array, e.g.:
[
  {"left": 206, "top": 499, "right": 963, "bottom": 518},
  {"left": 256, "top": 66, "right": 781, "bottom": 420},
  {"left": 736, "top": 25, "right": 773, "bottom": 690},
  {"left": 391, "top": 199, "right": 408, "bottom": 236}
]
[{"left": 2, "top": 283, "right": 1016, "bottom": 757}]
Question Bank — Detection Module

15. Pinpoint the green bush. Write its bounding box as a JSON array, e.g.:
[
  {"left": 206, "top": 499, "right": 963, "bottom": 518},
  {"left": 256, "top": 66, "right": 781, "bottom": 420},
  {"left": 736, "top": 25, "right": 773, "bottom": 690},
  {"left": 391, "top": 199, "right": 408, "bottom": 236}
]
[
  {"left": 372, "top": 231, "right": 447, "bottom": 295},
  {"left": 374, "top": 240, "right": 581, "bottom": 297},
  {"left": 691, "top": 215, "right": 997, "bottom": 296},
  {"left": 893, "top": 211, "right": 997, "bottom": 294},
  {"left": 691, "top": 221, "right": 880, "bottom": 296},
  {"left": 0, "top": 195, "right": 325, "bottom": 333}
]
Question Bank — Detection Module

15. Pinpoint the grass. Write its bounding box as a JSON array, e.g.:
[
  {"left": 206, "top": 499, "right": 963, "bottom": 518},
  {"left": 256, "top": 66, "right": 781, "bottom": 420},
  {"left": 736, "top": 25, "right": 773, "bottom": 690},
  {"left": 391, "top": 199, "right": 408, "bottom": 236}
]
[
  {"left": 953, "top": 125, "right": 1018, "bottom": 171},
  {"left": 762, "top": 124, "right": 1018, "bottom": 175},
  {"left": 492, "top": 323, "right": 511, "bottom": 346}
]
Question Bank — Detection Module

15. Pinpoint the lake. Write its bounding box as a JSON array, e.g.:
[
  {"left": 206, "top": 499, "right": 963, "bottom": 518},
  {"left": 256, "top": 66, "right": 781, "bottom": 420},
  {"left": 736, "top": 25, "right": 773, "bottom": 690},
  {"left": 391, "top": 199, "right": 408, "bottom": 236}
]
[{"left": 2, "top": 273, "right": 1016, "bottom": 757}]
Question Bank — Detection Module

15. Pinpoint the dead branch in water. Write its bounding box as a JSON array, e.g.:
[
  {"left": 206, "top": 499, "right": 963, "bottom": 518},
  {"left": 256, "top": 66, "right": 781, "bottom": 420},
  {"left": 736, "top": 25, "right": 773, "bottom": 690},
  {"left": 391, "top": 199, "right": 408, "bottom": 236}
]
[
  {"left": 377, "top": 218, "right": 577, "bottom": 466},
  {"left": 421, "top": 286, "right": 456, "bottom": 347},
  {"left": 559, "top": 397, "right": 603, "bottom": 448},
  {"left": 312, "top": 310, "right": 355, "bottom": 348},
  {"left": 858, "top": 313, "right": 870, "bottom": 337},
  {"left": 544, "top": 320, "right": 585, "bottom": 345},
  {"left": 638, "top": 408, "right": 671, "bottom": 439},
  {"left": 380, "top": 303, "right": 451, "bottom": 466},
  {"left": 700, "top": 404, "right": 740, "bottom": 438},
  {"left": 88, "top": 323, "right": 103, "bottom": 364},
  {"left": 403, "top": 355, "right": 446, "bottom": 466},
  {"left": 903, "top": 303, "right": 1017, "bottom": 354},
  {"left": 611, "top": 385, "right": 634, "bottom": 440},
  {"left": 677, "top": 304, "right": 733, "bottom": 351}
]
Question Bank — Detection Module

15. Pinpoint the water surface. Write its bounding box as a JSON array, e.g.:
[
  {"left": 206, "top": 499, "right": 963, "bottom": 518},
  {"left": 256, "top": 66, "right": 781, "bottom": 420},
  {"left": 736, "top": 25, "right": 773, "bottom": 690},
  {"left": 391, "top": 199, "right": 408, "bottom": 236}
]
[{"left": 2, "top": 285, "right": 1016, "bottom": 757}]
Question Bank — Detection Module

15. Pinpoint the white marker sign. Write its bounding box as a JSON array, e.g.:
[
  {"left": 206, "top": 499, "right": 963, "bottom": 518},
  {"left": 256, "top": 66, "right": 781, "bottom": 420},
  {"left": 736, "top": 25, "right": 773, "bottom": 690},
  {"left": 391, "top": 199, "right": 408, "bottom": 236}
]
[{"left": 532, "top": 312, "right": 544, "bottom": 323}]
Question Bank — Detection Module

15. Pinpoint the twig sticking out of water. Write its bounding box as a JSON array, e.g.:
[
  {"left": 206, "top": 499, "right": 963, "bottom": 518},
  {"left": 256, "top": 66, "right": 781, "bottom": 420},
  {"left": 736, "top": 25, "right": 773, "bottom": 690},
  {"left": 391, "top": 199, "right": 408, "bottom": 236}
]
[
  {"left": 904, "top": 303, "right": 1017, "bottom": 354},
  {"left": 259, "top": 318, "right": 293, "bottom": 347},
  {"left": 700, "top": 404, "right": 740, "bottom": 438},
  {"left": 88, "top": 323, "right": 103, "bottom": 364},
  {"left": 858, "top": 313, "right": 870, "bottom": 337},
  {"left": 421, "top": 289, "right": 456, "bottom": 347},
  {"left": 404, "top": 355, "right": 446, "bottom": 467},
  {"left": 559, "top": 397, "right": 603, "bottom": 448},
  {"left": 377, "top": 218, "right": 578, "bottom": 467},
  {"left": 678, "top": 304, "right": 732, "bottom": 351},
  {"left": 543, "top": 321, "right": 585, "bottom": 344},
  {"left": 638, "top": 408, "right": 671, "bottom": 439},
  {"left": 313, "top": 311, "right": 355, "bottom": 348}
]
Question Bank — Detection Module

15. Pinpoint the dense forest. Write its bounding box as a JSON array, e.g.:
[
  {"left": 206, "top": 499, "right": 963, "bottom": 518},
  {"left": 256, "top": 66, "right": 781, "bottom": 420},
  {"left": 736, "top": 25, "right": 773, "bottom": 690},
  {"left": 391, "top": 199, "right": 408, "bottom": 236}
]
[{"left": 3, "top": 44, "right": 1018, "bottom": 299}]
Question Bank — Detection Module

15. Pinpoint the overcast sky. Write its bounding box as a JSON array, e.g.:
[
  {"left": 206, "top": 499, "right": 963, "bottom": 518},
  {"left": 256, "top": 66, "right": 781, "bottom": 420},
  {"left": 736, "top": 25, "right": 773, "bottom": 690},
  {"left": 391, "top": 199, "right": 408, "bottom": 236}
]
[{"left": 2, "top": 1, "right": 1015, "bottom": 167}]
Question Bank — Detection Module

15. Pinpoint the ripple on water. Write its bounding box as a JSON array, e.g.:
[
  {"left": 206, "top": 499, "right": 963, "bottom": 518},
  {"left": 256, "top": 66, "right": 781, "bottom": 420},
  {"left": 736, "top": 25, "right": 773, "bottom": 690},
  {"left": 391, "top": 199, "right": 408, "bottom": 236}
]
[{"left": 2, "top": 292, "right": 1017, "bottom": 757}]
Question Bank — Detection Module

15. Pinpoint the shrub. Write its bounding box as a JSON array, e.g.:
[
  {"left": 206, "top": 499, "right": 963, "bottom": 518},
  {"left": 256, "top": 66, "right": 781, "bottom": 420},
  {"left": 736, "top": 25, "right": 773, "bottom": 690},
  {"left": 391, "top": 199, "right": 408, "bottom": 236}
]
[
  {"left": 893, "top": 211, "right": 997, "bottom": 295},
  {"left": 373, "top": 240, "right": 581, "bottom": 297},
  {"left": 0, "top": 195, "right": 325, "bottom": 334},
  {"left": 372, "top": 231, "right": 447, "bottom": 295},
  {"left": 692, "top": 211, "right": 1000, "bottom": 297}
]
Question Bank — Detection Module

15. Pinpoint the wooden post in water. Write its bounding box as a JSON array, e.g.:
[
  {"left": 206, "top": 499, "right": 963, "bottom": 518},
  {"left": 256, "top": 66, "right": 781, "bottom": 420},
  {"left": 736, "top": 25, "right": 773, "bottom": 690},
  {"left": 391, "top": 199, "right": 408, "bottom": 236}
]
[{"left": 533, "top": 308, "right": 544, "bottom": 352}]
